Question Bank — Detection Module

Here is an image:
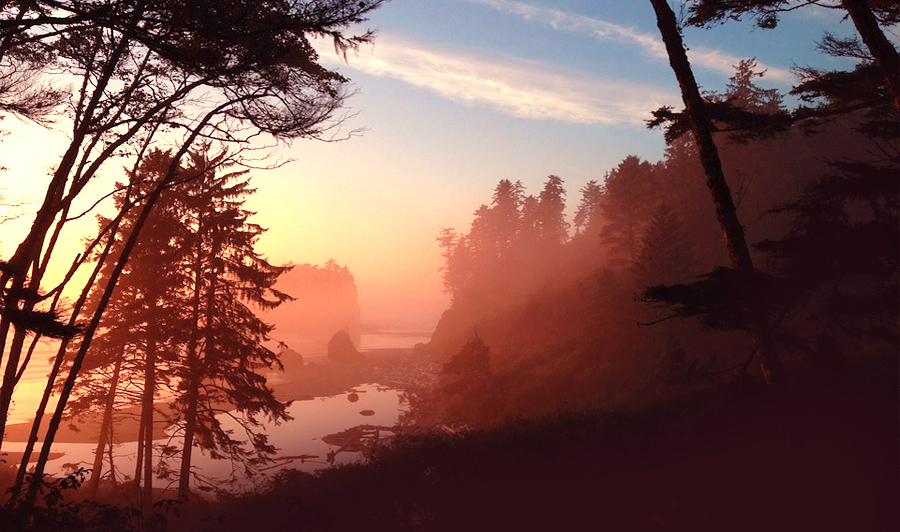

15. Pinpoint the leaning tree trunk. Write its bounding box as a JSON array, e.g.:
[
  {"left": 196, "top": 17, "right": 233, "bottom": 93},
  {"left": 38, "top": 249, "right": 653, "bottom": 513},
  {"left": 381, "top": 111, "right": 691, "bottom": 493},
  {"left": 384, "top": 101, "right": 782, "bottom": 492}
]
[
  {"left": 21, "top": 93, "right": 229, "bottom": 514},
  {"left": 0, "top": 32, "right": 134, "bottom": 451},
  {"left": 842, "top": 0, "right": 900, "bottom": 112},
  {"left": 649, "top": 0, "right": 785, "bottom": 386},
  {"left": 134, "top": 417, "right": 145, "bottom": 486},
  {"left": 11, "top": 219, "right": 123, "bottom": 495},
  {"left": 24, "top": 155, "right": 174, "bottom": 511}
]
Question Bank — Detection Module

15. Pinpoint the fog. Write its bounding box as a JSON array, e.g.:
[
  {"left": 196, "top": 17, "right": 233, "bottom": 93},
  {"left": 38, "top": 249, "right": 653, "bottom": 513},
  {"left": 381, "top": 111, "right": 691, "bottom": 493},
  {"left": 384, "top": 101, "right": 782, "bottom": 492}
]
[{"left": 0, "top": 2, "right": 896, "bottom": 531}]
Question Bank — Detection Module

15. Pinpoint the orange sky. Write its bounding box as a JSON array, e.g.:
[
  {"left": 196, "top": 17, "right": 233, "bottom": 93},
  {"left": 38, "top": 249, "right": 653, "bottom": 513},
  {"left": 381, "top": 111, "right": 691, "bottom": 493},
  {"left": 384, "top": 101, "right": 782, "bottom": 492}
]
[{"left": 0, "top": 121, "right": 454, "bottom": 332}]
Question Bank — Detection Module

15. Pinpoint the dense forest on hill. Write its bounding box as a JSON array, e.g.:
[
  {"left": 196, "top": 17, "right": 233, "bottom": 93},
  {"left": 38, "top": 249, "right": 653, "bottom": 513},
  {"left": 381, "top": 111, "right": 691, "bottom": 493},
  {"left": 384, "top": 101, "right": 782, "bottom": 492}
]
[{"left": 424, "top": 60, "right": 896, "bottom": 426}]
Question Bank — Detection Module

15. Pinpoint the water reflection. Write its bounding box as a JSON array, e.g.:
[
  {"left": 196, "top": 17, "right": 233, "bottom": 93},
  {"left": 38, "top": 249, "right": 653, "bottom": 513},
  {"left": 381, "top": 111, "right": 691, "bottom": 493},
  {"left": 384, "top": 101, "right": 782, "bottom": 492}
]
[{"left": 3, "top": 383, "right": 402, "bottom": 494}]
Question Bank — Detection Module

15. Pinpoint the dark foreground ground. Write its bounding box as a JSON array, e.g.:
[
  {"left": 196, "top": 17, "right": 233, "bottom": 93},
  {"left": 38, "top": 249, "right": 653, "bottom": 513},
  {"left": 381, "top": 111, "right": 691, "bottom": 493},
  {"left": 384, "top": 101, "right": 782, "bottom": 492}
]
[
  {"left": 1, "top": 353, "right": 895, "bottom": 531},
  {"left": 166, "top": 356, "right": 898, "bottom": 532}
]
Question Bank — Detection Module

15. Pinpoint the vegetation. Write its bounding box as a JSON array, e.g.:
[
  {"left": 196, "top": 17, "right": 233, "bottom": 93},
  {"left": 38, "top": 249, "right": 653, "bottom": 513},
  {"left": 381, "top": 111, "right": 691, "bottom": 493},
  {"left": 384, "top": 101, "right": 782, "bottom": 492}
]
[
  {"left": 0, "top": 0, "right": 386, "bottom": 525},
  {"left": 0, "top": 0, "right": 895, "bottom": 529},
  {"left": 167, "top": 355, "right": 898, "bottom": 532}
]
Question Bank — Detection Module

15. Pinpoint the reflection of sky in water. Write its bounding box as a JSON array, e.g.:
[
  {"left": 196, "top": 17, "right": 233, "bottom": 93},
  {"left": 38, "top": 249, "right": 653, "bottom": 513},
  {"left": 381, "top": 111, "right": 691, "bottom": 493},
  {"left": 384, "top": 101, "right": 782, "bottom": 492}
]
[
  {"left": 9, "top": 334, "right": 428, "bottom": 424},
  {"left": 4, "top": 383, "right": 402, "bottom": 494}
]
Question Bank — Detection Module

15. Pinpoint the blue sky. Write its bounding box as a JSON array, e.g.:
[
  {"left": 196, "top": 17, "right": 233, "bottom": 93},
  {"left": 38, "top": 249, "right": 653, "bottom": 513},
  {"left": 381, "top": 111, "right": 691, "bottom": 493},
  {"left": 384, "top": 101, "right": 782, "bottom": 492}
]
[{"left": 0, "top": 0, "right": 858, "bottom": 331}]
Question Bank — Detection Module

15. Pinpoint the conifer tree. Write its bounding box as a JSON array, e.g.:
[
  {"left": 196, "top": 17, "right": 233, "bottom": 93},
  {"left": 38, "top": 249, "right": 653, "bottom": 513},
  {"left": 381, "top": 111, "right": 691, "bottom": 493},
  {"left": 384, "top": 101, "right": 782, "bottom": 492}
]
[
  {"left": 634, "top": 203, "right": 698, "bottom": 287},
  {"left": 518, "top": 194, "right": 542, "bottom": 246},
  {"left": 573, "top": 180, "right": 604, "bottom": 236},
  {"left": 600, "top": 156, "right": 658, "bottom": 264},
  {"left": 0, "top": 0, "right": 385, "bottom": 462},
  {"left": 437, "top": 228, "right": 474, "bottom": 299},
  {"left": 536, "top": 175, "right": 569, "bottom": 246},
  {"left": 491, "top": 179, "right": 525, "bottom": 256},
  {"left": 54, "top": 147, "right": 292, "bottom": 506},
  {"left": 172, "top": 148, "right": 292, "bottom": 500},
  {"left": 686, "top": 0, "right": 900, "bottom": 111}
]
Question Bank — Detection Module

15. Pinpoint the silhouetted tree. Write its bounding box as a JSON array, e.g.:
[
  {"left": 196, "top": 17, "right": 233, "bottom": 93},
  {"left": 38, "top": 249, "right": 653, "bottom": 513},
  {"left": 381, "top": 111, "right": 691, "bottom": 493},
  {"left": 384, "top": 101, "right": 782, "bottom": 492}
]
[
  {"left": 491, "top": 179, "right": 525, "bottom": 256},
  {"left": 66, "top": 150, "right": 194, "bottom": 498},
  {"left": 686, "top": 0, "right": 900, "bottom": 111},
  {"left": 536, "top": 175, "right": 569, "bottom": 246},
  {"left": 171, "top": 148, "right": 292, "bottom": 501},
  {"left": 573, "top": 180, "right": 604, "bottom": 236},
  {"left": 720, "top": 59, "right": 784, "bottom": 112},
  {"left": 655, "top": 136, "right": 726, "bottom": 268},
  {"left": 683, "top": 0, "right": 900, "bottom": 359},
  {"left": 648, "top": 0, "right": 785, "bottom": 385},
  {"left": 756, "top": 159, "right": 899, "bottom": 348},
  {"left": 0, "top": 0, "right": 385, "bottom": 470},
  {"left": 437, "top": 228, "right": 473, "bottom": 299},
  {"left": 517, "top": 194, "right": 542, "bottom": 246},
  {"left": 600, "top": 156, "right": 658, "bottom": 264},
  {"left": 649, "top": 57, "right": 791, "bottom": 144}
]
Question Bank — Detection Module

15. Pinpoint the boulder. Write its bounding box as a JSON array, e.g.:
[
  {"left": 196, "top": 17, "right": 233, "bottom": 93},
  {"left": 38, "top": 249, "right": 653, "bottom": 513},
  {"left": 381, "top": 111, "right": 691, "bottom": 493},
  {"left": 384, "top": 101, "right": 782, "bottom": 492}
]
[
  {"left": 327, "top": 330, "right": 366, "bottom": 364},
  {"left": 278, "top": 348, "right": 305, "bottom": 372}
]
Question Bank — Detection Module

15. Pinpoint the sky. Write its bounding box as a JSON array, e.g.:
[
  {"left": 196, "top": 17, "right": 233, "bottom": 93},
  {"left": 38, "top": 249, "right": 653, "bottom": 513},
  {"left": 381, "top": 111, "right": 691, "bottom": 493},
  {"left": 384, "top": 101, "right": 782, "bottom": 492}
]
[{"left": 0, "top": 0, "right": 855, "bottom": 332}]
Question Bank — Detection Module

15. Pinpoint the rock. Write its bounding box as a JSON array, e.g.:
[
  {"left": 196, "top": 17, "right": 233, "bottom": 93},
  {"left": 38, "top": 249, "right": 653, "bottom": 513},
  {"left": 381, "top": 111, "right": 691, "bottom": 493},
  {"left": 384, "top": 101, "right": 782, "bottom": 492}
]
[
  {"left": 327, "top": 330, "right": 366, "bottom": 364},
  {"left": 278, "top": 348, "right": 304, "bottom": 372}
]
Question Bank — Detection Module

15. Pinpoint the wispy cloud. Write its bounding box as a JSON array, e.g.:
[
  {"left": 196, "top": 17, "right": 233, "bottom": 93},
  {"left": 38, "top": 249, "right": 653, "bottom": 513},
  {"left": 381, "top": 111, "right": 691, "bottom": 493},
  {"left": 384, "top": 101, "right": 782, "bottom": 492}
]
[
  {"left": 468, "top": 0, "right": 794, "bottom": 82},
  {"left": 315, "top": 36, "right": 678, "bottom": 126}
]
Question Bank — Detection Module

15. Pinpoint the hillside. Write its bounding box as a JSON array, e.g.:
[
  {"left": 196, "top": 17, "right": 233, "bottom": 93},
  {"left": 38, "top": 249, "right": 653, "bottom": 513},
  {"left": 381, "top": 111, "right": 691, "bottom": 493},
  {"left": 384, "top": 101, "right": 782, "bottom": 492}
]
[{"left": 422, "top": 111, "right": 894, "bottom": 427}]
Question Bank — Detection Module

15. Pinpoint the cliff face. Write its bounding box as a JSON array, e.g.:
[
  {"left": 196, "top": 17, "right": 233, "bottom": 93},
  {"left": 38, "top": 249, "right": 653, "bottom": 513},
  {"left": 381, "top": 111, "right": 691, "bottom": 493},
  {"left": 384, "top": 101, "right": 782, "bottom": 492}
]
[{"left": 265, "top": 260, "right": 361, "bottom": 352}]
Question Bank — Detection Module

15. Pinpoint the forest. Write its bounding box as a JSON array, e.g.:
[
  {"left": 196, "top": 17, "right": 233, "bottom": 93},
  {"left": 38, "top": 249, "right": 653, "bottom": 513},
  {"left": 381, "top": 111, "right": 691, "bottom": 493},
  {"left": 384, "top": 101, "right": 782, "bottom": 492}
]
[{"left": 0, "top": 0, "right": 896, "bottom": 531}]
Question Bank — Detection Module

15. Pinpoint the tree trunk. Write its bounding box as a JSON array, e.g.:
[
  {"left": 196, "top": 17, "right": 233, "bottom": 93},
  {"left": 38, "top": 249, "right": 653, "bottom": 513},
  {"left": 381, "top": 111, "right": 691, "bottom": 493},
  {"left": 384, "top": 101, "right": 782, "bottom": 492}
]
[
  {"left": 177, "top": 367, "right": 199, "bottom": 500},
  {"left": 23, "top": 168, "right": 167, "bottom": 510},
  {"left": 87, "top": 355, "right": 123, "bottom": 497},
  {"left": 106, "top": 423, "right": 117, "bottom": 487},
  {"left": 178, "top": 204, "right": 207, "bottom": 501},
  {"left": 13, "top": 203, "right": 130, "bottom": 494},
  {"left": 842, "top": 0, "right": 900, "bottom": 112},
  {"left": 0, "top": 326, "right": 33, "bottom": 444},
  {"left": 141, "top": 329, "right": 157, "bottom": 518},
  {"left": 134, "top": 418, "right": 144, "bottom": 486},
  {"left": 649, "top": 0, "right": 785, "bottom": 385}
]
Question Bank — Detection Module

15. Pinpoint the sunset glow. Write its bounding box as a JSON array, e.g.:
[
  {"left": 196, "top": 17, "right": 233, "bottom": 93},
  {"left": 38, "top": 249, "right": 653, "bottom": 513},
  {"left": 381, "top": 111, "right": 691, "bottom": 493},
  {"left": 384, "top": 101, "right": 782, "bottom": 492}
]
[{"left": 0, "top": 1, "right": 895, "bottom": 530}]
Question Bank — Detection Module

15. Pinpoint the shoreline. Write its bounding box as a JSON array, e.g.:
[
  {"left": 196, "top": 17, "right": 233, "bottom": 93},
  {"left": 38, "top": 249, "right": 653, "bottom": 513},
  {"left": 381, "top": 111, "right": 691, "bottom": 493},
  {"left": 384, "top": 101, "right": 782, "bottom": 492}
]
[{"left": 3, "top": 347, "right": 428, "bottom": 445}]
